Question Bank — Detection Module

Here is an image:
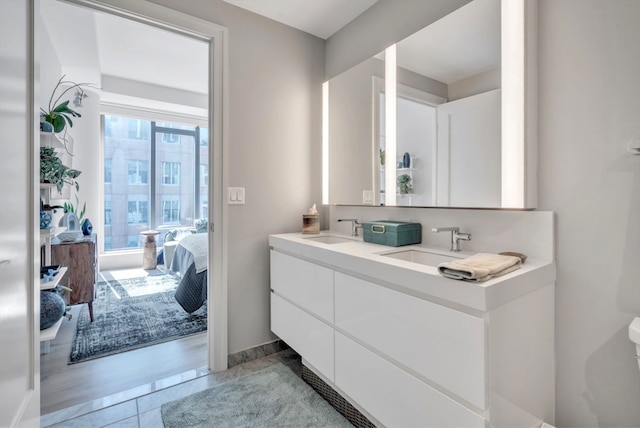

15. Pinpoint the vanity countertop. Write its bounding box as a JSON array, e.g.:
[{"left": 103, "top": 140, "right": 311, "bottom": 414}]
[{"left": 269, "top": 232, "right": 556, "bottom": 313}]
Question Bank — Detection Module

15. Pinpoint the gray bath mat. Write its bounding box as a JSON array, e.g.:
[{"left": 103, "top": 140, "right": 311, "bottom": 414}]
[{"left": 161, "top": 363, "right": 353, "bottom": 428}]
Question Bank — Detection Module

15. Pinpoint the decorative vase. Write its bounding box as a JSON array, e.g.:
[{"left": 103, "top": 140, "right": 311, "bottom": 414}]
[
  {"left": 59, "top": 212, "right": 80, "bottom": 231},
  {"left": 40, "top": 114, "right": 54, "bottom": 133},
  {"left": 40, "top": 290, "right": 65, "bottom": 330},
  {"left": 40, "top": 211, "right": 52, "bottom": 229},
  {"left": 81, "top": 218, "right": 93, "bottom": 235},
  {"left": 402, "top": 152, "right": 411, "bottom": 168}
]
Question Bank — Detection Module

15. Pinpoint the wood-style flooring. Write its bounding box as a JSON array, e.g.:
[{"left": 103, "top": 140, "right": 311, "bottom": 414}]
[{"left": 40, "top": 272, "right": 208, "bottom": 415}]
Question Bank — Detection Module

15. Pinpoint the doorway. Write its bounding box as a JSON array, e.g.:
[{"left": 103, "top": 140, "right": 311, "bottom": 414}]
[{"left": 37, "top": 0, "right": 227, "bottom": 415}]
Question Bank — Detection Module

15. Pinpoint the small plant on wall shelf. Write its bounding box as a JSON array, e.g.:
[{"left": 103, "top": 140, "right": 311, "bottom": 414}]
[
  {"left": 63, "top": 194, "right": 86, "bottom": 223},
  {"left": 397, "top": 173, "right": 413, "bottom": 195},
  {"left": 40, "top": 147, "right": 81, "bottom": 193},
  {"left": 40, "top": 75, "right": 95, "bottom": 147}
]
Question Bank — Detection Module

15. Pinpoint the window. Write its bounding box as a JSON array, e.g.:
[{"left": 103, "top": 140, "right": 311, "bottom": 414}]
[
  {"left": 128, "top": 160, "right": 148, "bottom": 185},
  {"left": 201, "top": 196, "right": 208, "bottom": 219},
  {"left": 199, "top": 128, "right": 208, "bottom": 146},
  {"left": 200, "top": 164, "right": 208, "bottom": 186},
  {"left": 103, "top": 114, "right": 208, "bottom": 252},
  {"left": 162, "top": 132, "right": 180, "bottom": 144},
  {"left": 127, "top": 195, "right": 148, "bottom": 225},
  {"left": 162, "top": 196, "right": 180, "bottom": 223},
  {"left": 104, "top": 158, "right": 112, "bottom": 184},
  {"left": 127, "top": 118, "right": 150, "bottom": 140},
  {"left": 127, "top": 234, "right": 141, "bottom": 248},
  {"left": 104, "top": 195, "right": 112, "bottom": 226},
  {"left": 162, "top": 162, "right": 180, "bottom": 185}
]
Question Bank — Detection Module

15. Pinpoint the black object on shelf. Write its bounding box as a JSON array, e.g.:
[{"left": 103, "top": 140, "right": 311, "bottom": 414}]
[{"left": 402, "top": 152, "right": 411, "bottom": 168}]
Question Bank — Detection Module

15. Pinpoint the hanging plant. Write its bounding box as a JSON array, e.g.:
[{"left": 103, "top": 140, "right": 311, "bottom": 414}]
[{"left": 40, "top": 147, "right": 81, "bottom": 193}]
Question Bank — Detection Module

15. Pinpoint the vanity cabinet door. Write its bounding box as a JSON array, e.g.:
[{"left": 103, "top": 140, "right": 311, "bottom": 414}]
[
  {"left": 334, "top": 272, "right": 486, "bottom": 409},
  {"left": 271, "top": 293, "right": 334, "bottom": 381},
  {"left": 335, "top": 332, "right": 484, "bottom": 427},
  {"left": 270, "top": 250, "right": 333, "bottom": 323}
]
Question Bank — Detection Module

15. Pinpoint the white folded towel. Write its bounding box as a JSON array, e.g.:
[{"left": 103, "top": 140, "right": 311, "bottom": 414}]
[{"left": 438, "top": 253, "right": 522, "bottom": 282}]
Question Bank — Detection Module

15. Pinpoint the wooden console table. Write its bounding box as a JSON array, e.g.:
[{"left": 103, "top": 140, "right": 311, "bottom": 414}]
[{"left": 51, "top": 233, "right": 98, "bottom": 322}]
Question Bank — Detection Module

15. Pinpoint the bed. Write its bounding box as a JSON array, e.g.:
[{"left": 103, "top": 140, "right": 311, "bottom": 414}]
[{"left": 169, "top": 233, "right": 208, "bottom": 313}]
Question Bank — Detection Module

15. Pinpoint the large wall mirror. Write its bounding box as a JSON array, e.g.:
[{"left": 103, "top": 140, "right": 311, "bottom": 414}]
[{"left": 325, "top": 0, "right": 536, "bottom": 209}]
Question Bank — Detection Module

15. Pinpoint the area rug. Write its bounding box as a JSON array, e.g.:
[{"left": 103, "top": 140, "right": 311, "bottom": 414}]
[
  {"left": 69, "top": 275, "right": 207, "bottom": 364},
  {"left": 161, "top": 363, "right": 353, "bottom": 428}
]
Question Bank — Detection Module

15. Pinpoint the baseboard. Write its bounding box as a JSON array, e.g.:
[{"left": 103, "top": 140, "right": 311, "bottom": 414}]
[{"left": 227, "top": 339, "right": 290, "bottom": 367}]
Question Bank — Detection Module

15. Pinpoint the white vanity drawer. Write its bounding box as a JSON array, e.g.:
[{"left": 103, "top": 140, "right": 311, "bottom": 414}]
[
  {"left": 270, "top": 293, "right": 334, "bottom": 381},
  {"left": 335, "top": 332, "right": 484, "bottom": 427},
  {"left": 335, "top": 272, "right": 486, "bottom": 409},
  {"left": 270, "top": 250, "right": 333, "bottom": 323}
]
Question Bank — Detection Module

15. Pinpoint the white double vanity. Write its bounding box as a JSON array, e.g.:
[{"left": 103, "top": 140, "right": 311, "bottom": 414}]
[{"left": 269, "top": 210, "right": 556, "bottom": 427}]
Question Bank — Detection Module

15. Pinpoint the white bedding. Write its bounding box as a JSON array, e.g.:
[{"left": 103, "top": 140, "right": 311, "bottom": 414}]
[{"left": 175, "top": 233, "right": 208, "bottom": 273}]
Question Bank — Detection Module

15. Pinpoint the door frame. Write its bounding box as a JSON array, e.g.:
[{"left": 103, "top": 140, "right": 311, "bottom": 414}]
[{"left": 51, "top": 0, "right": 229, "bottom": 372}]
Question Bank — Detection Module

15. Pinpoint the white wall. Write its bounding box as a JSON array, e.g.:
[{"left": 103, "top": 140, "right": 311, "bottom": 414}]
[
  {"left": 538, "top": 1, "right": 640, "bottom": 426},
  {"left": 328, "top": 0, "right": 640, "bottom": 426},
  {"left": 145, "top": 0, "right": 325, "bottom": 354}
]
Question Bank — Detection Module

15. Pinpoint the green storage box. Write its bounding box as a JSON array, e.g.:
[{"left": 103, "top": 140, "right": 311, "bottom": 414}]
[{"left": 363, "top": 220, "right": 422, "bottom": 247}]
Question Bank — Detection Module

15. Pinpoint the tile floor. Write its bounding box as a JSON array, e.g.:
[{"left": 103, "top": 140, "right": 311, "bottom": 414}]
[{"left": 41, "top": 348, "right": 301, "bottom": 428}]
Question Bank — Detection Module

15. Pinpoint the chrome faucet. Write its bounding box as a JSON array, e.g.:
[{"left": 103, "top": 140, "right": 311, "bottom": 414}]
[
  {"left": 431, "top": 227, "right": 471, "bottom": 252},
  {"left": 338, "top": 218, "right": 363, "bottom": 236}
]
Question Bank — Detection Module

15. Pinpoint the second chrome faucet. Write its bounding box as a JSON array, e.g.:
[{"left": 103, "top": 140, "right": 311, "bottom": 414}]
[
  {"left": 338, "top": 218, "right": 363, "bottom": 236},
  {"left": 432, "top": 227, "right": 471, "bottom": 252}
]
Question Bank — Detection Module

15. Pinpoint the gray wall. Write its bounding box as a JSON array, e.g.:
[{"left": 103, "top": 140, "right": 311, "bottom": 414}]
[
  {"left": 327, "top": 0, "right": 640, "bottom": 426},
  {"left": 538, "top": 1, "right": 640, "bottom": 426},
  {"left": 145, "top": 0, "right": 326, "bottom": 354}
]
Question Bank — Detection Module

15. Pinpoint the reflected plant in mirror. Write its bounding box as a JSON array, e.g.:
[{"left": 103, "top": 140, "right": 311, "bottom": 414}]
[{"left": 397, "top": 174, "right": 413, "bottom": 195}]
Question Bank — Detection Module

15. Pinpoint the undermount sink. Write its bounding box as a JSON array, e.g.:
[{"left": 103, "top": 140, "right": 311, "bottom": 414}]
[
  {"left": 303, "top": 235, "right": 355, "bottom": 244},
  {"left": 381, "top": 249, "right": 462, "bottom": 267}
]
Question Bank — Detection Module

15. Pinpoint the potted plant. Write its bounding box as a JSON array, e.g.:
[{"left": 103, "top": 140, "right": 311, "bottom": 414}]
[
  {"left": 40, "top": 146, "right": 81, "bottom": 193},
  {"left": 40, "top": 75, "right": 93, "bottom": 135},
  {"left": 397, "top": 173, "right": 413, "bottom": 195}
]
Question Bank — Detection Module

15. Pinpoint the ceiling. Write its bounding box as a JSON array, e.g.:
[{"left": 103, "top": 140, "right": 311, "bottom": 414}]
[
  {"left": 222, "top": 0, "right": 378, "bottom": 39},
  {"left": 396, "top": 0, "right": 500, "bottom": 84},
  {"left": 40, "top": 0, "right": 497, "bottom": 106},
  {"left": 40, "top": 0, "right": 208, "bottom": 95},
  {"left": 40, "top": 0, "right": 377, "bottom": 98}
]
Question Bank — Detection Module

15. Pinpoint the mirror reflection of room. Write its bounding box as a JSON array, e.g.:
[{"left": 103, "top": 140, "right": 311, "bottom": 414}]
[{"left": 328, "top": 0, "right": 503, "bottom": 208}]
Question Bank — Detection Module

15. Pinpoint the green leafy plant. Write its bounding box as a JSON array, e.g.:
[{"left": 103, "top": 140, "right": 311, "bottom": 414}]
[
  {"left": 40, "top": 75, "right": 93, "bottom": 134},
  {"left": 40, "top": 147, "right": 81, "bottom": 193},
  {"left": 379, "top": 149, "right": 385, "bottom": 166},
  {"left": 397, "top": 173, "right": 413, "bottom": 195},
  {"left": 63, "top": 194, "right": 86, "bottom": 223}
]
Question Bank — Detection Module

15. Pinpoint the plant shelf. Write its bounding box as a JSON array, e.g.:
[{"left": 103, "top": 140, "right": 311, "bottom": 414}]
[
  {"left": 40, "top": 131, "right": 65, "bottom": 149},
  {"left": 39, "top": 317, "right": 63, "bottom": 343}
]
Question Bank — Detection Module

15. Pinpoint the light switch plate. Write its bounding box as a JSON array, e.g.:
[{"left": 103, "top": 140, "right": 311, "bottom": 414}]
[{"left": 228, "top": 187, "right": 245, "bottom": 205}]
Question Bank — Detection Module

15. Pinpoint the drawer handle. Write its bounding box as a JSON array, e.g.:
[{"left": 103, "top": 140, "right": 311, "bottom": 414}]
[{"left": 371, "top": 224, "right": 385, "bottom": 234}]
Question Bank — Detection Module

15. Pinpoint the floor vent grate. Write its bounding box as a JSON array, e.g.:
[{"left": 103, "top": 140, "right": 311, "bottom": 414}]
[{"left": 301, "top": 364, "right": 376, "bottom": 428}]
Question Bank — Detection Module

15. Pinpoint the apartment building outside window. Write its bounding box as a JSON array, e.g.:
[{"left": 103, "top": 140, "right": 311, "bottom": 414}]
[
  {"left": 103, "top": 115, "right": 208, "bottom": 251},
  {"left": 162, "top": 162, "right": 181, "bottom": 185}
]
